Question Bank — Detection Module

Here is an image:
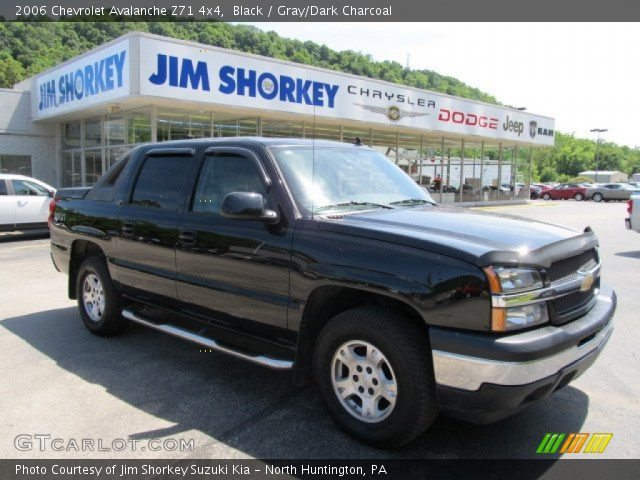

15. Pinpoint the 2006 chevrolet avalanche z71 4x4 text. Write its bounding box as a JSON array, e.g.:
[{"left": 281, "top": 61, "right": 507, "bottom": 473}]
[{"left": 50, "top": 138, "right": 616, "bottom": 448}]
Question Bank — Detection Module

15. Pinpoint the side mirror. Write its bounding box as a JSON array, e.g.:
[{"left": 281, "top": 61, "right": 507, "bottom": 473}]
[
  {"left": 221, "top": 192, "right": 279, "bottom": 224},
  {"left": 48, "top": 190, "right": 55, "bottom": 198}
]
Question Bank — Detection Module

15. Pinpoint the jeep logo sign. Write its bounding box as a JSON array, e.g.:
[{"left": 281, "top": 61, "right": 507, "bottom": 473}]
[{"left": 503, "top": 115, "right": 524, "bottom": 136}]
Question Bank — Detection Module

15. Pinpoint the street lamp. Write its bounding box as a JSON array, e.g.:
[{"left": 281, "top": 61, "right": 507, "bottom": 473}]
[{"left": 590, "top": 128, "right": 608, "bottom": 183}]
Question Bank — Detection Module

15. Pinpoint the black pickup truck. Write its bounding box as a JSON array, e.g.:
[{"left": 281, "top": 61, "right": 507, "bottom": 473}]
[{"left": 50, "top": 138, "right": 616, "bottom": 447}]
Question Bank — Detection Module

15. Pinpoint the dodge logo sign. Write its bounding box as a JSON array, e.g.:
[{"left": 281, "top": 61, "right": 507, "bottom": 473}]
[{"left": 530, "top": 121, "right": 537, "bottom": 138}]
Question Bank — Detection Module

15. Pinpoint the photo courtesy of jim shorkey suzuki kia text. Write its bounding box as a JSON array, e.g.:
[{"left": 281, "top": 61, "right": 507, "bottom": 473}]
[{"left": 15, "top": 463, "right": 379, "bottom": 476}]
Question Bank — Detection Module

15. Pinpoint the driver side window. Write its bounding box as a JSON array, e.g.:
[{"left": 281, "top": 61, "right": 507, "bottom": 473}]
[{"left": 192, "top": 153, "right": 267, "bottom": 215}]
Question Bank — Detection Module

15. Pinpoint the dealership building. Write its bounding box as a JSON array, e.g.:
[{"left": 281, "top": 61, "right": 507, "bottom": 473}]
[{"left": 0, "top": 31, "right": 555, "bottom": 203}]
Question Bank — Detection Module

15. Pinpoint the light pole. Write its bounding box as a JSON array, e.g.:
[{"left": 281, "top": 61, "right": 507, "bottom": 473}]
[{"left": 590, "top": 128, "right": 607, "bottom": 183}]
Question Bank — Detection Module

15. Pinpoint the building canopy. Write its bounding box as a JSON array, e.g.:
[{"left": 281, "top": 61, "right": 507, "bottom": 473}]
[{"left": 27, "top": 32, "right": 555, "bottom": 148}]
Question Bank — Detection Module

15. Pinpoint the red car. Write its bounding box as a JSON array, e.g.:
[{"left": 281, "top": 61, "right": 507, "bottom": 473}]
[{"left": 541, "top": 183, "right": 587, "bottom": 201}]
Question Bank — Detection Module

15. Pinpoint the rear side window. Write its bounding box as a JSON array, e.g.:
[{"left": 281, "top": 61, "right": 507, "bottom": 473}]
[
  {"left": 131, "top": 155, "right": 193, "bottom": 210},
  {"left": 87, "top": 155, "right": 130, "bottom": 202},
  {"left": 0, "top": 180, "right": 6, "bottom": 195}
]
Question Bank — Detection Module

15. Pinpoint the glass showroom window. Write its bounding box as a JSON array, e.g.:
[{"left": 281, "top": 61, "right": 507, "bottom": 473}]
[
  {"left": 462, "top": 142, "right": 483, "bottom": 202},
  {"left": 61, "top": 152, "right": 81, "bottom": 187},
  {"left": 421, "top": 137, "right": 445, "bottom": 194},
  {"left": 398, "top": 132, "right": 421, "bottom": 181},
  {"left": 0, "top": 155, "right": 32, "bottom": 176},
  {"left": 262, "top": 119, "right": 304, "bottom": 138},
  {"left": 107, "top": 109, "right": 152, "bottom": 146},
  {"left": 303, "top": 122, "right": 341, "bottom": 141},
  {"left": 84, "top": 149, "right": 103, "bottom": 186},
  {"left": 158, "top": 111, "right": 211, "bottom": 141},
  {"left": 84, "top": 117, "right": 103, "bottom": 148},
  {"left": 212, "top": 117, "right": 258, "bottom": 137},
  {"left": 372, "top": 129, "right": 399, "bottom": 166},
  {"left": 63, "top": 121, "right": 82, "bottom": 150},
  {"left": 343, "top": 126, "right": 372, "bottom": 147}
]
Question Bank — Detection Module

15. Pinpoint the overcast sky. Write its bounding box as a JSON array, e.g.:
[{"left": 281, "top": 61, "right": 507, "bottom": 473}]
[{"left": 242, "top": 22, "right": 639, "bottom": 148}]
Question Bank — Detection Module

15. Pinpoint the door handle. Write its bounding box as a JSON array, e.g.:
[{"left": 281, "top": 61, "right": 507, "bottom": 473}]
[
  {"left": 17, "top": 200, "right": 28, "bottom": 207},
  {"left": 121, "top": 222, "right": 134, "bottom": 237},
  {"left": 178, "top": 230, "right": 197, "bottom": 246}
]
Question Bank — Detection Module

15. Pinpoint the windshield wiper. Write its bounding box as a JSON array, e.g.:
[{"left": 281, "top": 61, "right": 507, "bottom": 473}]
[
  {"left": 388, "top": 198, "right": 435, "bottom": 206},
  {"left": 315, "top": 201, "right": 393, "bottom": 212}
]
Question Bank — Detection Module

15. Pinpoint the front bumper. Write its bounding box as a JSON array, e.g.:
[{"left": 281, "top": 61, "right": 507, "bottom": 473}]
[
  {"left": 430, "top": 285, "right": 616, "bottom": 423},
  {"left": 626, "top": 218, "right": 632, "bottom": 230}
]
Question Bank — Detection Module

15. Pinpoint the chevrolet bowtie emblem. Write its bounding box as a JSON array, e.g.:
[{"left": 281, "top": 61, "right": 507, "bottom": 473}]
[{"left": 580, "top": 272, "right": 595, "bottom": 292}]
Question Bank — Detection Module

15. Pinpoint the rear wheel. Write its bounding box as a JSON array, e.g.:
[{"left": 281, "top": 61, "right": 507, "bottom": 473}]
[
  {"left": 314, "top": 306, "right": 438, "bottom": 448},
  {"left": 592, "top": 192, "right": 603, "bottom": 202},
  {"left": 574, "top": 193, "right": 584, "bottom": 201},
  {"left": 76, "top": 256, "right": 128, "bottom": 336}
]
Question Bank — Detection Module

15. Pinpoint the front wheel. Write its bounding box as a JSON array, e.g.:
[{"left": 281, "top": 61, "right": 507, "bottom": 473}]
[
  {"left": 76, "top": 256, "right": 128, "bottom": 336},
  {"left": 542, "top": 193, "right": 551, "bottom": 200},
  {"left": 314, "top": 306, "right": 438, "bottom": 448},
  {"left": 592, "top": 192, "right": 603, "bottom": 202}
]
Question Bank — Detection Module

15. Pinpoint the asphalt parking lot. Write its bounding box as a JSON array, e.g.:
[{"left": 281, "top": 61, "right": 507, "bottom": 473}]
[{"left": 1, "top": 200, "right": 638, "bottom": 460}]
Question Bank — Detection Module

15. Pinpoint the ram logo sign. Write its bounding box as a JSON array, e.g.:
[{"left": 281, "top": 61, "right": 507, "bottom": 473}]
[{"left": 536, "top": 433, "right": 613, "bottom": 454}]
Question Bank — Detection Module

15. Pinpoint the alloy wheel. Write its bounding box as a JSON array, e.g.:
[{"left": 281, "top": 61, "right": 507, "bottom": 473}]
[
  {"left": 82, "top": 273, "right": 105, "bottom": 322},
  {"left": 331, "top": 340, "right": 398, "bottom": 423}
]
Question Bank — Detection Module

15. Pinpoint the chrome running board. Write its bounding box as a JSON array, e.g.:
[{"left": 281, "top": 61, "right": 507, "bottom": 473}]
[{"left": 122, "top": 308, "right": 294, "bottom": 370}]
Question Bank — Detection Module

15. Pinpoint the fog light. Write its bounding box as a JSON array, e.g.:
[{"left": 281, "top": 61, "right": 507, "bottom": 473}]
[{"left": 492, "top": 303, "right": 549, "bottom": 331}]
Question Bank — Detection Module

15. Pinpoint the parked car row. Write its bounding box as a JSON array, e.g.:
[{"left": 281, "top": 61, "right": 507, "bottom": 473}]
[{"left": 535, "top": 182, "right": 639, "bottom": 202}]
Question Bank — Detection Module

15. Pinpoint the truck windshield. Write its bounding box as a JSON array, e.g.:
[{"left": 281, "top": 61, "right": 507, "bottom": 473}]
[{"left": 270, "top": 146, "right": 433, "bottom": 215}]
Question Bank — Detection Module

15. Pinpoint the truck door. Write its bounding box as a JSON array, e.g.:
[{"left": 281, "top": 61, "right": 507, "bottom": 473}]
[
  {"left": 175, "top": 147, "right": 291, "bottom": 331},
  {"left": 116, "top": 148, "right": 197, "bottom": 309}
]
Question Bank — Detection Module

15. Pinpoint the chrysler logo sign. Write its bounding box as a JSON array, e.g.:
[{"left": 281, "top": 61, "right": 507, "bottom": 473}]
[{"left": 355, "top": 104, "right": 430, "bottom": 121}]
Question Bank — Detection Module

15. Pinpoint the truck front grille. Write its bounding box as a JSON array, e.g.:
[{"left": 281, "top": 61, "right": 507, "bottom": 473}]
[
  {"left": 550, "top": 284, "right": 597, "bottom": 316},
  {"left": 548, "top": 248, "right": 597, "bottom": 283},
  {"left": 547, "top": 248, "right": 599, "bottom": 324}
]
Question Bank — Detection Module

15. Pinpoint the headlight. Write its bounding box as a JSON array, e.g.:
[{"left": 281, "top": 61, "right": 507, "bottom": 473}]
[
  {"left": 484, "top": 266, "right": 548, "bottom": 332},
  {"left": 486, "top": 266, "right": 543, "bottom": 293},
  {"left": 492, "top": 303, "right": 549, "bottom": 332}
]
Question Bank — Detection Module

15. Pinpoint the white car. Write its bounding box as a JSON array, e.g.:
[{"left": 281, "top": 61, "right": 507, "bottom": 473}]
[{"left": 0, "top": 174, "right": 56, "bottom": 231}]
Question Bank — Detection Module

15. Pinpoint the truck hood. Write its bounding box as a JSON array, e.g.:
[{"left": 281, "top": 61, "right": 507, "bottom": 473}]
[{"left": 317, "top": 205, "right": 598, "bottom": 267}]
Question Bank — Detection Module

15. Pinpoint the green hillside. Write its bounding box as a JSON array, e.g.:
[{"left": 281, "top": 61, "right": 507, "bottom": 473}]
[{"left": 1, "top": 21, "right": 638, "bottom": 178}]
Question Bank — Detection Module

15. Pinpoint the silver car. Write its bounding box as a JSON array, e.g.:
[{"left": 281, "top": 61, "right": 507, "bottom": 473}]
[{"left": 586, "top": 183, "right": 635, "bottom": 202}]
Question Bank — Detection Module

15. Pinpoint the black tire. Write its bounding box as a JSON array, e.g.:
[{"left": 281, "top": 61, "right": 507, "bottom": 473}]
[
  {"left": 574, "top": 193, "right": 584, "bottom": 201},
  {"left": 314, "top": 306, "right": 438, "bottom": 448},
  {"left": 76, "top": 256, "right": 128, "bottom": 336},
  {"left": 593, "top": 192, "right": 603, "bottom": 202},
  {"left": 542, "top": 193, "right": 551, "bottom": 200}
]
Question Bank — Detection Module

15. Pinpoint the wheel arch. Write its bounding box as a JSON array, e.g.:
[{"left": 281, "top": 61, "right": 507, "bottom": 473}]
[
  {"left": 68, "top": 240, "right": 106, "bottom": 299},
  {"left": 293, "top": 285, "right": 427, "bottom": 387}
]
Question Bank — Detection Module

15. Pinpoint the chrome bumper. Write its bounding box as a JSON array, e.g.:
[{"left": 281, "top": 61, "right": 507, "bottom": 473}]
[{"left": 432, "top": 288, "right": 615, "bottom": 391}]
